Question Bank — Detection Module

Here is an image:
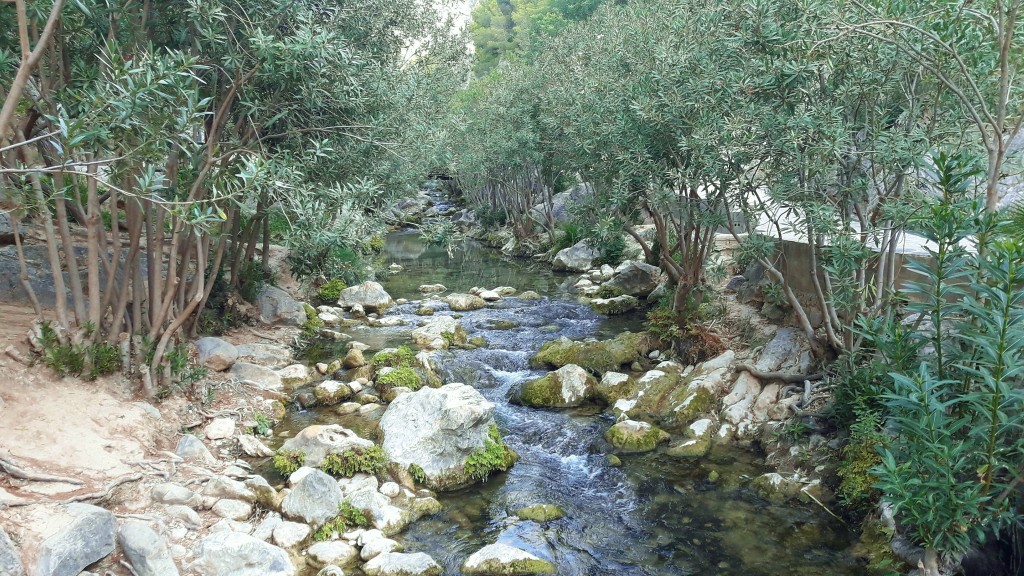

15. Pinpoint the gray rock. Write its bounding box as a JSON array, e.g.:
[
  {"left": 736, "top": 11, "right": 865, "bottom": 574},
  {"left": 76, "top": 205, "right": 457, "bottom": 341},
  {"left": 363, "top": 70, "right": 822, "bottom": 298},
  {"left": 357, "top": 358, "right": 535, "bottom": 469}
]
[
  {"left": 552, "top": 241, "right": 600, "bottom": 273},
  {"left": 316, "top": 567, "right": 345, "bottom": 576},
  {"left": 235, "top": 343, "right": 293, "bottom": 369},
  {"left": 337, "top": 281, "right": 393, "bottom": 313},
  {"left": 411, "top": 315, "right": 467, "bottom": 350},
  {"left": 754, "top": 328, "right": 810, "bottom": 373},
  {"left": 602, "top": 261, "right": 661, "bottom": 297},
  {"left": 363, "top": 552, "right": 441, "bottom": 576},
  {"left": 34, "top": 504, "right": 116, "bottom": 576},
  {"left": 516, "top": 364, "right": 597, "bottom": 408},
  {"left": 151, "top": 483, "right": 198, "bottom": 506},
  {"left": 195, "top": 337, "right": 238, "bottom": 371},
  {"left": 725, "top": 275, "right": 746, "bottom": 291},
  {"left": 417, "top": 284, "right": 446, "bottom": 294},
  {"left": 360, "top": 537, "right": 402, "bottom": 561},
  {"left": 280, "top": 470, "right": 343, "bottom": 527},
  {"left": 229, "top": 362, "right": 284, "bottom": 391},
  {"left": 461, "top": 543, "right": 556, "bottom": 575},
  {"left": 164, "top": 505, "right": 201, "bottom": 529},
  {"left": 271, "top": 522, "right": 310, "bottom": 550},
  {"left": 237, "top": 435, "right": 274, "bottom": 458},
  {"left": 255, "top": 285, "right": 306, "bottom": 326},
  {"left": 190, "top": 532, "right": 294, "bottom": 576},
  {"left": 344, "top": 487, "right": 408, "bottom": 536},
  {"left": 117, "top": 521, "right": 179, "bottom": 576},
  {"left": 251, "top": 512, "right": 283, "bottom": 542},
  {"left": 204, "top": 418, "right": 236, "bottom": 440},
  {"left": 306, "top": 541, "right": 359, "bottom": 568},
  {"left": 0, "top": 526, "right": 24, "bottom": 576},
  {"left": 0, "top": 213, "right": 19, "bottom": 245},
  {"left": 212, "top": 499, "right": 252, "bottom": 521},
  {"left": 276, "top": 424, "right": 375, "bottom": 469},
  {"left": 175, "top": 434, "right": 216, "bottom": 465},
  {"left": 444, "top": 293, "right": 486, "bottom": 311},
  {"left": 529, "top": 184, "right": 592, "bottom": 225},
  {"left": 589, "top": 295, "right": 639, "bottom": 315},
  {"left": 204, "top": 477, "right": 255, "bottom": 503}
]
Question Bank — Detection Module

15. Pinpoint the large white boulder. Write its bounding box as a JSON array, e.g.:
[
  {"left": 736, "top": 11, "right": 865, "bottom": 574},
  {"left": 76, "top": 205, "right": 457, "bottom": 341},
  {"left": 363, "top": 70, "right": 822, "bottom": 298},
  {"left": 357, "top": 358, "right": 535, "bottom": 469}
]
[{"left": 338, "top": 281, "right": 393, "bottom": 313}]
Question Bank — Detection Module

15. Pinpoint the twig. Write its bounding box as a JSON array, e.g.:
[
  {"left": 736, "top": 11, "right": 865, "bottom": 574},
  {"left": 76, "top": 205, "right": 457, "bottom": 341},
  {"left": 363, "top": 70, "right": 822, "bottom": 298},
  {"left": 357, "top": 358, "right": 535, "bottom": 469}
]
[{"left": 802, "top": 488, "right": 846, "bottom": 525}]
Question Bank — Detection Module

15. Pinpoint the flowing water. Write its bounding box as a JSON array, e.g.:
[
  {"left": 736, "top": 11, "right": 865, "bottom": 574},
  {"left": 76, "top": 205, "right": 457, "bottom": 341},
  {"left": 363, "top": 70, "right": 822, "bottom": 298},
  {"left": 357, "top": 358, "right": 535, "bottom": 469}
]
[{"left": 280, "top": 230, "right": 863, "bottom": 576}]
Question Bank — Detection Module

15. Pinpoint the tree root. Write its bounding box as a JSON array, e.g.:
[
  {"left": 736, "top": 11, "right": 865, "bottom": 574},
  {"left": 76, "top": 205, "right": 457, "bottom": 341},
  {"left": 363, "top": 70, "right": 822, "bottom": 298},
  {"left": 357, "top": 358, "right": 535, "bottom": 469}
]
[
  {"left": 0, "top": 455, "right": 84, "bottom": 486},
  {"left": 2, "top": 473, "right": 145, "bottom": 508},
  {"left": 735, "top": 363, "right": 824, "bottom": 383}
]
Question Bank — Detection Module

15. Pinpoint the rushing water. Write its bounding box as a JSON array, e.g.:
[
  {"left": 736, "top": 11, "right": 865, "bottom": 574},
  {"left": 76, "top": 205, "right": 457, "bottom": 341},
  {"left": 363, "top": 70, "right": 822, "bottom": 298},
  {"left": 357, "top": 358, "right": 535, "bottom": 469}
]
[{"left": 281, "top": 231, "right": 863, "bottom": 576}]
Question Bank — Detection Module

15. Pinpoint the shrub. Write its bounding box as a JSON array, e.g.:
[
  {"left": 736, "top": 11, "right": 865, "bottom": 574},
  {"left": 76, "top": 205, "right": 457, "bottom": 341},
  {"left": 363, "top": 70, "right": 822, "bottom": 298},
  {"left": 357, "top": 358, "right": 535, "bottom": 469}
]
[
  {"left": 238, "top": 260, "right": 274, "bottom": 303},
  {"left": 313, "top": 500, "right": 372, "bottom": 541},
  {"left": 320, "top": 446, "right": 387, "bottom": 477},
  {"left": 837, "top": 411, "right": 886, "bottom": 514},
  {"left": 371, "top": 346, "right": 416, "bottom": 368},
  {"left": 317, "top": 278, "right": 347, "bottom": 304},
  {"left": 408, "top": 463, "right": 427, "bottom": 484}
]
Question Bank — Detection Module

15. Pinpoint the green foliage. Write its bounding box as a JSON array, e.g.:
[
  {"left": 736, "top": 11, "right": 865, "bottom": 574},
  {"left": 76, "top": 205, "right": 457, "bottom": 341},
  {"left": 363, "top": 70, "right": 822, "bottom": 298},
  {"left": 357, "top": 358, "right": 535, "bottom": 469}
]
[
  {"left": 198, "top": 270, "right": 243, "bottom": 336},
  {"left": 37, "top": 322, "right": 120, "bottom": 381},
  {"left": 312, "top": 500, "right": 372, "bottom": 541},
  {"left": 371, "top": 346, "right": 416, "bottom": 368},
  {"left": 464, "top": 425, "right": 517, "bottom": 481},
  {"left": 320, "top": 446, "right": 388, "bottom": 478},
  {"left": 253, "top": 412, "right": 273, "bottom": 437},
  {"left": 408, "top": 463, "right": 427, "bottom": 484},
  {"left": 301, "top": 304, "right": 324, "bottom": 339},
  {"left": 646, "top": 306, "right": 684, "bottom": 343},
  {"left": 837, "top": 411, "right": 887, "bottom": 514},
  {"left": 761, "top": 282, "right": 789, "bottom": 308},
  {"left": 376, "top": 367, "right": 424, "bottom": 393},
  {"left": 316, "top": 279, "right": 348, "bottom": 305},
  {"left": 273, "top": 450, "right": 306, "bottom": 477},
  {"left": 238, "top": 261, "right": 273, "bottom": 304},
  {"left": 552, "top": 222, "right": 583, "bottom": 252}
]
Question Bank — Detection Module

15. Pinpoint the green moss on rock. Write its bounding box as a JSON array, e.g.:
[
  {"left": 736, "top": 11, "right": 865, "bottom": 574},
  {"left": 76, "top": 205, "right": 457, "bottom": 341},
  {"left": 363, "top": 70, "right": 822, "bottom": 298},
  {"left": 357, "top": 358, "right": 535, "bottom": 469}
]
[
  {"left": 320, "top": 446, "right": 387, "bottom": 477},
  {"left": 371, "top": 346, "right": 415, "bottom": 368},
  {"left": 515, "top": 503, "right": 566, "bottom": 522},
  {"left": 604, "top": 420, "right": 669, "bottom": 453},
  {"left": 273, "top": 450, "right": 305, "bottom": 476},
  {"left": 531, "top": 332, "right": 651, "bottom": 374},
  {"left": 464, "top": 425, "right": 519, "bottom": 482},
  {"left": 377, "top": 367, "right": 423, "bottom": 395}
]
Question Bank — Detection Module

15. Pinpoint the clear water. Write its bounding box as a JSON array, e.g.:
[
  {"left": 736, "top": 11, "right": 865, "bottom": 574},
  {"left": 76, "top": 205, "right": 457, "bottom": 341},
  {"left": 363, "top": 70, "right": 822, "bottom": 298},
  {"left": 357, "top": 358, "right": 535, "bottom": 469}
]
[{"left": 280, "top": 231, "right": 862, "bottom": 576}]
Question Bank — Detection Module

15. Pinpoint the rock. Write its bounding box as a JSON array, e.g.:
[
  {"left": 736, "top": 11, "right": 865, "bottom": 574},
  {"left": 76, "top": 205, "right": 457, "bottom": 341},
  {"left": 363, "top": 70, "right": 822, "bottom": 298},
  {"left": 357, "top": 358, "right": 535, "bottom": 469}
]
[
  {"left": 618, "top": 370, "right": 716, "bottom": 431},
  {"left": 360, "top": 537, "right": 402, "bottom": 561},
  {"left": 444, "top": 293, "right": 486, "bottom": 311},
  {"left": 411, "top": 315, "right": 468, "bottom": 350},
  {"left": 589, "top": 295, "right": 638, "bottom": 315},
  {"left": 646, "top": 283, "right": 666, "bottom": 304},
  {"left": 237, "top": 435, "right": 275, "bottom": 457},
  {"left": 314, "top": 381, "right": 354, "bottom": 406},
  {"left": 754, "top": 328, "right": 810, "bottom": 373},
  {"left": 319, "top": 312, "right": 342, "bottom": 324},
  {"left": 752, "top": 383, "right": 782, "bottom": 421},
  {"left": 213, "top": 499, "right": 253, "bottom": 521},
  {"left": 165, "top": 505, "right": 202, "bottom": 529},
  {"left": 722, "top": 372, "right": 762, "bottom": 428},
  {"left": 175, "top": 434, "right": 216, "bottom": 464},
  {"left": 277, "top": 364, "right": 311, "bottom": 389},
  {"left": 552, "top": 241, "right": 600, "bottom": 272},
  {"left": 516, "top": 364, "right": 596, "bottom": 408},
  {"left": 518, "top": 291, "right": 541, "bottom": 300},
  {"left": 514, "top": 504, "right": 565, "bottom": 522},
  {"left": 494, "top": 286, "right": 517, "bottom": 296},
  {"left": 379, "top": 384, "right": 516, "bottom": 491},
  {"left": 195, "top": 337, "right": 238, "bottom": 371},
  {"left": 34, "top": 504, "right": 116, "bottom": 576},
  {"left": 594, "top": 372, "right": 636, "bottom": 404},
  {"left": 750, "top": 472, "right": 804, "bottom": 503},
  {"left": 236, "top": 343, "right": 293, "bottom": 368},
  {"left": 363, "top": 552, "right": 441, "bottom": 576},
  {"left": 317, "top": 567, "right": 345, "bottom": 576},
  {"left": 280, "top": 469, "right": 344, "bottom": 527},
  {"left": 418, "top": 283, "right": 447, "bottom": 294},
  {"left": 379, "top": 482, "right": 401, "bottom": 499},
  {"left": 344, "top": 487, "right": 409, "bottom": 536},
  {"left": 0, "top": 526, "right": 25, "bottom": 576},
  {"left": 230, "top": 362, "right": 284, "bottom": 391},
  {"left": 604, "top": 420, "right": 669, "bottom": 453},
  {"left": 271, "top": 522, "right": 310, "bottom": 550},
  {"left": 478, "top": 289, "right": 501, "bottom": 302},
  {"left": 306, "top": 541, "right": 359, "bottom": 568},
  {"left": 725, "top": 275, "right": 746, "bottom": 291},
  {"left": 276, "top": 424, "right": 375, "bottom": 469},
  {"left": 151, "top": 483, "right": 197, "bottom": 506},
  {"left": 204, "top": 417, "right": 236, "bottom": 440},
  {"left": 620, "top": 224, "right": 657, "bottom": 261},
  {"left": 666, "top": 418, "right": 716, "bottom": 458},
  {"left": 252, "top": 513, "right": 283, "bottom": 542},
  {"left": 461, "top": 543, "right": 556, "bottom": 575},
  {"left": 530, "top": 332, "right": 651, "bottom": 374},
  {"left": 204, "top": 477, "right": 255, "bottom": 502},
  {"left": 601, "top": 262, "right": 661, "bottom": 297},
  {"left": 117, "top": 521, "right": 179, "bottom": 576},
  {"left": 190, "top": 532, "right": 294, "bottom": 576},
  {"left": 343, "top": 349, "right": 366, "bottom": 369},
  {"left": 338, "top": 281, "right": 393, "bottom": 313},
  {"left": 255, "top": 285, "right": 306, "bottom": 326}
]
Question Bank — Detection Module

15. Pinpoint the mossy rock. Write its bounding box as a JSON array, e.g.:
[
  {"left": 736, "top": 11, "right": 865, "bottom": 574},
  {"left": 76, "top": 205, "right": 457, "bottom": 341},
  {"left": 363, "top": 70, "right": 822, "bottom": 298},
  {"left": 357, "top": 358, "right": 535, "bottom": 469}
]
[
  {"left": 665, "top": 419, "right": 715, "bottom": 459},
  {"left": 589, "top": 295, "right": 638, "bottom": 315},
  {"left": 516, "top": 365, "right": 596, "bottom": 408},
  {"left": 530, "top": 332, "right": 651, "bottom": 374},
  {"left": 484, "top": 319, "right": 520, "bottom": 330},
  {"left": 376, "top": 367, "right": 423, "bottom": 397},
  {"left": 594, "top": 372, "right": 638, "bottom": 404},
  {"left": 515, "top": 503, "right": 566, "bottom": 522},
  {"left": 415, "top": 306, "right": 435, "bottom": 316},
  {"left": 750, "top": 473, "right": 803, "bottom": 503},
  {"left": 313, "top": 381, "right": 354, "bottom": 406},
  {"left": 519, "top": 291, "right": 542, "bottom": 300},
  {"left": 604, "top": 420, "right": 669, "bottom": 453},
  {"left": 628, "top": 372, "right": 715, "bottom": 432}
]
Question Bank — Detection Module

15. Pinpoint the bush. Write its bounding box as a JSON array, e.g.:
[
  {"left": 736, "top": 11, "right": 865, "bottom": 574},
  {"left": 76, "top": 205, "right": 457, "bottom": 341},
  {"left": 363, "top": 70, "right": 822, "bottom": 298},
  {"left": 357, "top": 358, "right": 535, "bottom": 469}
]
[
  {"left": 238, "top": 260, "right": 274, "bottom": 303},
  {"left": 837, "top": 411, "right": 886, "bottom": 514},
  {"left": 317, "top": 278, "right": 347, "bottom": 304},
  {"left": 552, "top": 222, "right": 583, "bottom": 252},
  {"left": 320, "top": 446, "right": 387, "bottom": 477}
]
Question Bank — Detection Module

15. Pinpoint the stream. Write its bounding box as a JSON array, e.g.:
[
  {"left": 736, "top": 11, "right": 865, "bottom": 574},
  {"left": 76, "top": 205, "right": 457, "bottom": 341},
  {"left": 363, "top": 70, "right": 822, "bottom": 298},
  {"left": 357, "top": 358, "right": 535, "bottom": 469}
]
[{"left": 277, "top": 230, "right": 862, "bottom": 576}]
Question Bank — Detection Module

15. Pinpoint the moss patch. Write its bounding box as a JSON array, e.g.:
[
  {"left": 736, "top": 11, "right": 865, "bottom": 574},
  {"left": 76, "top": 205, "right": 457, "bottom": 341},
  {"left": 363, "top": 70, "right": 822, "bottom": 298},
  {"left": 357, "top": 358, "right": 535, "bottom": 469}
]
[
  {"left": 515, "top": 503, "right": 566, "bottom": 522},
  {"left": 320, "top": 446, "right": 387, "bottom": 477},
  {"left": 464, "top": 425, "right": 519, "bottom": 482},
  {"left": 313, "top": 500, "right": 372, "bottom": 541},
  {"left": 377, "top": 367, "right": 424, "bottom": 396},
  {"left": 273, "top": 450, "right": 305, "bottom": 476},
  {"left": 371, "top": 346, "right": 416, "bottom": 368},
  {"left": 317, "top": 278, "right": 347, "bottom": 304},
  {"left": 604, "top": 420, "right": 669, "bottom": 453},
  {"left": 517, "top": 373, "right": 563, "bottom": 408}
]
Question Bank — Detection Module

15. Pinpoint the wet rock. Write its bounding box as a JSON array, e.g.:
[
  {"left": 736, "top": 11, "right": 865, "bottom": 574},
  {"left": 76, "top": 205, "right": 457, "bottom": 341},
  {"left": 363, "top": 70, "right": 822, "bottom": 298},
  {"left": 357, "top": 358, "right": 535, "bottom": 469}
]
[
  {"left": 750, "top": 472, "right": 804, "bottom": 503},
  {"left": 230, "top": 362, "right": 284, "bottom": 391},
  {"left": 195, "top": 337, "right": 238, "bottom": 371},
  {"left": 281, "top": 469, "right": 344, "bottom": 527},
  {"left": 271, "top": 521, "right": 310, "bottom": 550},
  {"left": 204, "top": 418, "right": 235, "bottom": 440},
  {"left": 34, "top": 504, "right": 116, "bottom": 576},
  {"left": 589, "top": 295, "right": 638, "bottom": 315},
  {"left": 363, "top": 552, "right": 441, "bottom": 576},
  {"left": 360, "top": 536, "right": 402, "bottom": 561},
  {"left": 0, "top": 526, "right": 24, "bottom": 576},
  {"left": 531, "top": 332, "right": 651, "bottom": 374},
  {"left": 411, "top": 315, "right": 468, "bottom": 350},
  {"left": 478, "top": 289, "right": 501, "bottom": 302},
  {"left": 338, "top": 281, "right": 393, "bottom": 313},
  {"left": 616, "top": 370, "right": 715, "bottom": 431},
  {"left": 314, "top": 381, "right": 354, "bottom": 406},
  {"left": 518, "top": 291, "right": 542, "bottom": 300},
  {"left": 418, "top": 284, "right": 447, "bottom": 294},
  {"left": 462, "top": 543, "right": 556, "bottom": 575},
  {"left": 552, "top": 241, "right": 599, "bottom": 272},
  {"left": 175, "top": 434, "right": 216, "bottom": 464},
  {"left": 345, "top": 486, "right": 409, "bottom": 536},
  {"left": 276, "top": 425, "right": 375, "bottom": 469},
  {"left": 237, "top": 434, "right": 274, "bottom": 458},
  {"left": 494, "top": 286, "right": 517, "bottom": 296},
  {"left": 277, "top": 364, "right": 311, "bottom": 389},
  {"left": 516, "top": 364, "right": 596, "bottom": 408},
  {"left": 666, "top": 418, "right": 716, "bottom": 458},
  {"left": 256, "top": 285, "right": 306, "bottom": 326},
  {"left": 445, "top": 293, "right": 486, "bottom": 311},
  {"left": 235, "top": 343, "right": 293, "bottom": 369},
  {"left": 604, "top": 419, "right": 669, "bottom": 453},
  {"left": 343, "top": 349, "right": 366, "bottom": 369},
  {"left": 601, "top": 261, "right": 661, "bottom": 297},
  {"left": 379, "top": 384, "right": 516, "bottom": 491},
  {"left": 594, "top": 372, "right": 636, "bottom": 404},
  {"left": 212, "top": 499, "right": 253, "bottom": 521},
  {"left": 190, "top": 532, "right": 294, "bottom": 576},
  {"left": 117, "top": 520, "right": 179, "bottom": 576},
  {"left": 514, "top": 504, "right": 565, "bottom": 522},
  {"left": 306, "top": 541, "right": 359, "bottom": 568}
]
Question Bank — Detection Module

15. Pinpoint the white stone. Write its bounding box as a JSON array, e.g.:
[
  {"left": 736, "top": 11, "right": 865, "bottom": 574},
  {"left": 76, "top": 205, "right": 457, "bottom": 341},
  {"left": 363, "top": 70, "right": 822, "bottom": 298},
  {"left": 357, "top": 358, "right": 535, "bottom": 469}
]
[{"left": 204, "top": 418, "right": 236, "bottom": 440}]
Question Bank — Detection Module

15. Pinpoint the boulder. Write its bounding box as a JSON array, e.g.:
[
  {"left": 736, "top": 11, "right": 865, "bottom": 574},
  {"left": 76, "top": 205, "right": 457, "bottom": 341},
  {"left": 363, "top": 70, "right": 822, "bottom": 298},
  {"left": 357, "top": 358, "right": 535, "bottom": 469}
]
[
  {"left": 552, "top": 241, "right": 599, "bottom": 273},
  {"left": 462, "top": 543, "right": 556, "bottom": 575},
  {"left": 418, "top": 284, "right": 446, "bottom": 294},
  {"left": 230, "top": 362, "right": 284, "bottom": 391},
  {"left": 516, "top": 364, "right": 596, "bottom": 408},
  {"left": 666, "top": 418, "right": 716, "bottom": 458},
  {"left": 588, "top": 295, "right": 638, "bottom": 315},
  {"left": 531, "top": 332, "right": 651, "bottom": 374},
  {"left": 34, "top": 504, "right": 116, "bottom": 576},
  {"left": 604, "top": 420, "right": 669, "bottom": 453},
  {"left": 0, "top": 526, "right": 24, "bottom": 576},
  {"left": 519, "top": 291, "right": 542, "bottom": 300},
  {"left": 514, "top": 504, "right": 565, "bottom": 522},
  {"left": 255, "top": 285, "right": 306, "bottom": 326},
  {"left": 204, "top": 418, "right": 235, "bottom": 440},
  {"left": 204, "top": 477, "right": 255, "bottom": 502},
  {"left": 212, "top": 499, "right": 253, "bottom": 521},
  {"left": 601, "top": 262, "right": 661, "bottom": 297},
  {"left": 530, "top": 185, "right": 591, "bottom": 225},
  {"left": 754, "top": 328, "right": 811, "bottom": 374},
  {"left": 276, "top": 364, "right": 311, "bottom": 389},
  {"left": 306, "top": 541, "right": 359, "bottom": 568},
  {"left": 117, "top": 521, "right": 179, "bottom": 576},
  {"left": 195, "top": 337, "right": 238, "bottom": 371},
  {"left": 620, "top": 224, "right": 657, "bottom": 261},
  {"left": 175, "top": 434, "right": 216, "bottom": 464},
  {"left": 190, "top": 532, "right": 294, "bottom": 576},
  {"left": 235, "top": 343, "right": 293, "bottom": 369},
  {"left": 478, "top": 289, "right": 501, "bottom": 302},
  {"left": 280, "top": 470, "right": 344, "bottom": 527},
  {"left": 593, "top": 372, "right": 637, "bottom": 404},
  {"left": 338, "top": 281, "right": 393, "bottom": 313},
  {"left": 750, "top": 472, "right": 805, "bottom": 503},
  {"left": 151, "top": 483, "right": 197, "bottom": 506},
  {"left": 276, "top": 425, "right": 375, "bottom": 469},
  {"left": 237, "top": 435, "right": 275, "bottom": 458},
  {"left": 343, "top": 349, "right": 366, "bottom": 369},
  {"left": 314, "top": 381, "right": 354, "bottom": 406},
  {"left": 444, "top": 293, "right": 486, "bottom": 311},
  {"left": 271, "top": 522, "right": 310, "bottom": 550},
  {"left": 363, "top": 552, "right": 441, "bottom": 576},
  {"left": 344, "top": 486, "right": 409, "bottom": 536},
  {"left": 411, "top": 316, "right": 468, "bottom": 350},
  {"left": 618, "top": 370, "right": 716, "bottom": 431},
  {"left": 379, "top": 384, "right": 516, "bottom": 491},
  {"left": 360, "top": 536, "right": 402, "bottom": 561}
]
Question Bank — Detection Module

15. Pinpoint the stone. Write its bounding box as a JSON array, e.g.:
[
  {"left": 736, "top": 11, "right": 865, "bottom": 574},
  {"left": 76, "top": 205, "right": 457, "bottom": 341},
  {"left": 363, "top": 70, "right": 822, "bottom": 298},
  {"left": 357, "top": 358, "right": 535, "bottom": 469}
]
[
  {"left": 314, "top": 381, "right": 354, "bottom": 406},
  {"left": 276, "top": 425, "right": 375, "bottom": 469},
  {"left": 752, "top": 383, "right": 782, "bottom": 421},
  {"left": 722, "top": 372, "right": 762, "bottom": 427},
  {"left": 255, "top": 285, "right": 307, "bottom": 326},
  {"left": 418, "top": 284, "right": 446, "bottom": 294},
  {"left": 236, "top": 343, "right": 293, "bottom": 368},
  {"left": 271, "top": 522, "right": 310, "bottom": 550},
  {"left": 411, "top": 315, "right": 468, "bottom": 350},
  {"left": 165, "top": 505, "right": 201, "bottom": 529},
  {"left": 343, "top": 349, "right": 366, "bottom": 369},
  {"left": 338, "top": 281, "right": 393, "bottom": 313},
  {"left": 277, "top": 364, "right": 311, "bottom": 389},
  {"left": 230, "top": 362, "right": 284, "bottom": 391},
  {"left": 237, "top": 435, "right": 275, "bottom": 458},
  {"left": 360, "top": 537, "right": 402, "bottom": 561},
  {"left": 34, "top": 504, "right": 116, "bottom": 576},
  {"left": 750, "top": 472, "right": 804, "bottom": 503},
  {"left": 754, "top": 328, "right": 809, "bottom": 373},
  {"left": 461, "top": 543, "right": 556, "bottom": 575},
  {"left": 604, "top": 420, "right": 669, "bottom": 453},
  {"left": 251, "top": 512, "right": 283, "bottom": 542},
  {"left": 478, "top": 289, "right": 501, "bottom": 302},
  {"left": 319, "top": 312, "right": 342, "bottom": 324},
  {"left": 444, "top": 293, "right": 487, "bottom": 311},
  {"left": 514, "top": 504, "right": 565, "bottom": 522},
  {"left": 152, "top": 483, "right": 198, "bottom": 506},
  {"left": 317, "top": 567, "right": 345, "bottom": 576},
  {"left": 280, "top": 469, "right": 344, "bottom": 527},
  {"left": 666, "top": 418, "right": 716, "bottom": 459},
  {"left": 204, "top": 477, "right": 255, "bottom": 502},
  {"left": 516, "top": 364, "right": 596, "bottom": 408},
  {"left": 306, "top": 541, "right": 359, "bottom": 568},
  {"left": 531, "top": 332, "right": 651, "bottom": 374},
  {"left": 601, "top": 261, "right": 662, "bottom": 297},
  {"left": 0, "top": 526, "right": 24, "bottom": 576},
  {"left": 519, "top": 291, "right": 542, "bottom": 300},
  {"left": 379, "top": 384, "right": 516, "bottom": 491},
  {"left": 209, "top": 519, "right": 253, "bottom": 534},
  {"left": 174, "top": 434, "right": 216, "bottom": 465},
  {"left": 212, "top": 499, "right": 253, "bottom": 521},
  {"left": 594, "top": 372, "right": 637, "bottom": 404},
  {"left": 725, "top": 275, "right": 746, "bottom": 291},
  {"left": 363, "top": 552, "right": 441, "bottom": 576},
  {"left": 589, "top": 295, "right": 639, "bottom": 315},
  {"left": 552, "top": 241, "right": 600, "bottom": 272},
  {"left": 494, "top": 286, "right": 517, "bottom": 295},
  {"left": 117, "top": 521, "right": 179, "bottom": 576},
  {"left": 190, "top": 532, "right": 294, "bottom": 576},
  {"left": 379, "top": 482, "right": 401, "bottom": 499},
  {"left": 195, "top": 337, "right": 238, "bottom": 371},
  {"left": 204, "top": 418, "right": 236, "bottom": 440},
  {"left": 344, "top": 487, "right": 409, "bottom": 536}
]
